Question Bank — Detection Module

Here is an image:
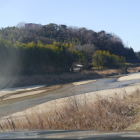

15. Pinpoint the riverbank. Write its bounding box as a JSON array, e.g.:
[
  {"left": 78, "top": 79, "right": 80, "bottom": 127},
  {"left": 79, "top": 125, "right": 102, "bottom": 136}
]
[
  {"left": 0, "top": 72, "right": 140, "bottom": 131},
  {"left": 6, "top": 66, "right": 140, "bottom": 88},
  {"left": 1, "top": 84, "right": 140, "bottom": 131}
]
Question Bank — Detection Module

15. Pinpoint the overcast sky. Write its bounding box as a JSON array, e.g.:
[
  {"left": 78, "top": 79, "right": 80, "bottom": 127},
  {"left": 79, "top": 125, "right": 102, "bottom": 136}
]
[{"left": 0, "top": 0, "right": 140, "bottom": 51}]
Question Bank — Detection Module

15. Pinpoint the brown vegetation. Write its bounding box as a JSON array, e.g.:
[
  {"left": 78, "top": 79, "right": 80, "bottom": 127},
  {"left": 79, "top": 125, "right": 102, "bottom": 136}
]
[
  {"left": 0, "top": 90, "right": 139, "bottom": 131},
  {"left": 127, "top": 66, "right": 140, "bottom": 73},
  {"left": 8, "top": 66, "right": 140, "bottom": 88}
]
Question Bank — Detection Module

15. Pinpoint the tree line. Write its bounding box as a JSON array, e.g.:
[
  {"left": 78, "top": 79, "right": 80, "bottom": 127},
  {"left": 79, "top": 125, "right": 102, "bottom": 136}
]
[
  {"left": 0, "top": 23, "right": 139, "bottom": 75},
  {"left": 0, "top": 39, "right": 85, "bottom": 75}
]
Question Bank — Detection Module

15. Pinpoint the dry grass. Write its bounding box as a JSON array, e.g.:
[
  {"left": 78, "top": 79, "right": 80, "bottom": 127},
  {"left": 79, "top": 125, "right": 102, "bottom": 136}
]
[
  {"left": 7, "top": 66, "right": 140, "bottom": 88},
  {"left": 9, "top": 68, "right": 126, "bottom": 87},
  {"left": 127, "top": 66, "right": 140, "bottom": 73},
  {"left": 0, "top": 90, "right": 140, "bottom": 132},
  {"left": 123, "top": 89, "right": 140, "bottom": 127},
  {"left": 94, "top": 69, "right": 123, "bottom": 76},
  {"left": 4, "top": 65, "right": 140, "bottom": 88},
  {"left": 11, "top": 71, "right": 100, "bottom": 87}
]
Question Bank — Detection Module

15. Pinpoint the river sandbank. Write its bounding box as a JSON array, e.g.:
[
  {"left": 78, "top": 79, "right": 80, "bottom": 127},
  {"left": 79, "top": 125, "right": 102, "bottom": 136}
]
[{"left": 117, "top": 73, "right": 140, "bottom": 81}]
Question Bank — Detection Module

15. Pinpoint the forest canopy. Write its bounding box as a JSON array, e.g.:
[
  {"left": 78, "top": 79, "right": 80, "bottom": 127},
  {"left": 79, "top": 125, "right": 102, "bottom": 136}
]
[{"left": 0, "top": 23, "right": 138, "bottom": 75}]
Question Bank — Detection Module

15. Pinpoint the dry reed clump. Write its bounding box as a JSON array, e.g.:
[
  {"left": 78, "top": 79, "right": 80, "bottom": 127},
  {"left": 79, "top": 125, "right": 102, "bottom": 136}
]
[
  {"left": 0, "top": 92, "right": 139, "bottom": 131},
  {"left": 127, "top": 66, "right": 140, "bottom": 73}
]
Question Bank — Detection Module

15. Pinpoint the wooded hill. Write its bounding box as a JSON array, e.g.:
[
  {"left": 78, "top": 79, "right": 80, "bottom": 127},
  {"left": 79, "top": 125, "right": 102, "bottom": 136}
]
[{"left": 0, "top": 23, "right": 138, "bottom": 75}]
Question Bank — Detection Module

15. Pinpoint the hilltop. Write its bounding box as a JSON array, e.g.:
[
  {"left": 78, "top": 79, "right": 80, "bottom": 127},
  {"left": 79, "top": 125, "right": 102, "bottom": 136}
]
[{"left": 0, "top": 23, "right": 139, "bottom": 75}]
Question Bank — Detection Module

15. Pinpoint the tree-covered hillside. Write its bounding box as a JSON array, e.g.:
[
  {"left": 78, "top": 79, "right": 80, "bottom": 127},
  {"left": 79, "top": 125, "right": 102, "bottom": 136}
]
[{"left": 0, "top": 23, "right": 138, "bottom": 75}]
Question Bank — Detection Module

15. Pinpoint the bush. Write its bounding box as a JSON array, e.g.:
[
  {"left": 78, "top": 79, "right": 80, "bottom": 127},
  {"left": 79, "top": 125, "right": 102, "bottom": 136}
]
[{"left": 92, "top": 50, "right": 126, "bottom": 69}]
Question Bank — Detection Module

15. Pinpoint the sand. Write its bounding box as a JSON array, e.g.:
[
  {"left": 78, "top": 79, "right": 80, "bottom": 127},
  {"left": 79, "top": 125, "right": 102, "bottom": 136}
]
[
  {"left": 0, "top": 85, "right": 45, "bottom": 98},
  {"left": 3, "top": 89, "right": 47, "bottom": 100},
  {"left": 117, "top": 73, "right": 140, "bottom": 81},
  {"left": 0, "top": 80, "right": 96, "bottom": 100},
  {"left": 72, "top": 80, "right": 96, "bottom": 86}
]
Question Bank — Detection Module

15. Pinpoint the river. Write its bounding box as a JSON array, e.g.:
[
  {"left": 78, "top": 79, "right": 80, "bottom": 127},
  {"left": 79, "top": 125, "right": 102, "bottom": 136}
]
[
  {"left": 0, "top": 73, "right": 140, "bottom": 139},
  {"left": 0, "top": 73, "right": 140, "bottom": 118}
]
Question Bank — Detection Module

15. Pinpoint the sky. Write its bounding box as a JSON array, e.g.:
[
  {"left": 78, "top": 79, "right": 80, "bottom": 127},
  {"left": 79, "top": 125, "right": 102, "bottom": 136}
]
[{"left": 0, "top": 0, "right": 140, "bottom": 51}]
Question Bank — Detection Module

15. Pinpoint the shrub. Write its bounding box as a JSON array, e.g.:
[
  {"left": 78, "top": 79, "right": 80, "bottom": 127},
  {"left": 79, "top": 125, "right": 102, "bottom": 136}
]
[{"left": 92, "top": 50, "right": 126, "bottom": 69}]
